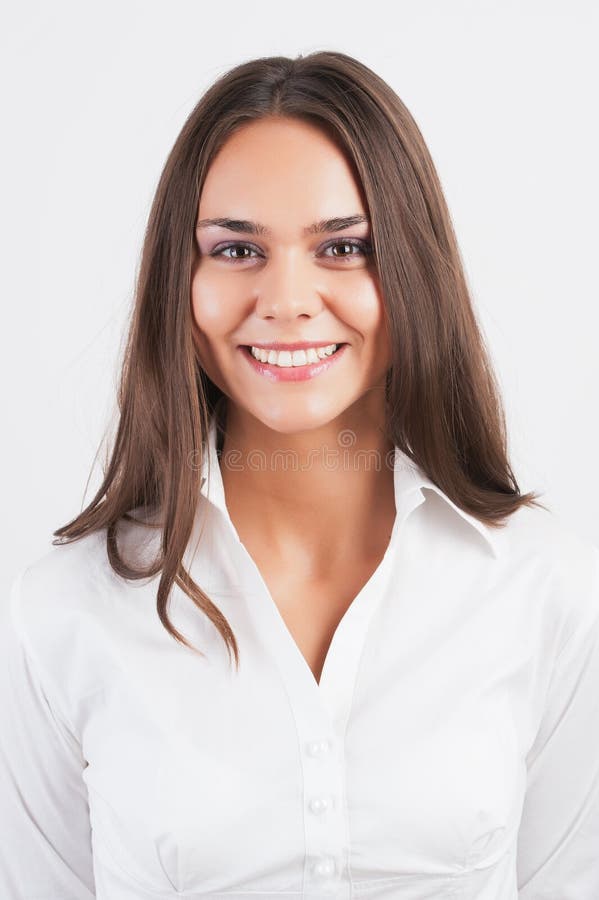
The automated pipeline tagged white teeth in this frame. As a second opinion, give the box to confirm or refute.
[249,344,339,367]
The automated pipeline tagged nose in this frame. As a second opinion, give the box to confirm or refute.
[253,250,325,321]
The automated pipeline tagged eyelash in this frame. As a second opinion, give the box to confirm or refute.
[207,238,373,263]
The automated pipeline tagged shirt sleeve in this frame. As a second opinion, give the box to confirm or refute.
[0,567,96,898]
[516,546,599,898]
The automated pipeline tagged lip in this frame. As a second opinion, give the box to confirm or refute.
[240,341,346,352]
[239,343,349,382]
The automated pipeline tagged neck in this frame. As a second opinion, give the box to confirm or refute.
[217,400,396,575]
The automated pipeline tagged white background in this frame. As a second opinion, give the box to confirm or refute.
[1,0,597,588]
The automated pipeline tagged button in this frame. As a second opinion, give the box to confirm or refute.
[306,739,331,757]
[313,856,336,878]
[308,796,330,814]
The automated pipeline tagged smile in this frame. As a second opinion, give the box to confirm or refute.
[239,343,348,382]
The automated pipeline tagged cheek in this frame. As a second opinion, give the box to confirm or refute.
[341,282,390,361]
[189,275,243,391]
[339,272,385,328]
[190,269,242,338]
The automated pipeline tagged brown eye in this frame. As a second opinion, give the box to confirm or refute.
[209,243,261,261]
[322,239,372,260]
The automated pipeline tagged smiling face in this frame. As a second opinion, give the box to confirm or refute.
[191,115,391,436]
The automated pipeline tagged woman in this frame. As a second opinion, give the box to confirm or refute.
[2,51,598,899]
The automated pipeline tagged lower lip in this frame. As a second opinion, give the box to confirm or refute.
[239,344,349,382]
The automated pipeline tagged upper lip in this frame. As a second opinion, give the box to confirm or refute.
[241,341,346,351]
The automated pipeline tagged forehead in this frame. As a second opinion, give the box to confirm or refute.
[198,117,367,227]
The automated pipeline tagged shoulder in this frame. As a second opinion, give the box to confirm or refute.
[11,531,110,655]
[501,502,598,568]
[8,520,164,731]
[498,503,599,646]
[12,517,162,663]
[19,529,108,593]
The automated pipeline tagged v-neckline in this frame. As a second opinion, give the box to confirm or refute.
[232,494,423,734]
[201,405,428,730]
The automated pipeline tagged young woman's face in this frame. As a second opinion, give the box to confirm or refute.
[191,116,391,435]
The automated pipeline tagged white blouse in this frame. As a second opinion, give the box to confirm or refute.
[1,415,599,900]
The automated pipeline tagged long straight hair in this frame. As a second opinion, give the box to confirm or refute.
[53,50,544,670]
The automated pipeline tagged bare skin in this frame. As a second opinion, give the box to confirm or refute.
[191,116,396,683]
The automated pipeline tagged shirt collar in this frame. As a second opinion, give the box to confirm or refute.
[199,414,502,560]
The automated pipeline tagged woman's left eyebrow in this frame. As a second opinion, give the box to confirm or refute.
[195,214,370,236]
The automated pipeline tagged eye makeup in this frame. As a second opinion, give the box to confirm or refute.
[206,237,373,264]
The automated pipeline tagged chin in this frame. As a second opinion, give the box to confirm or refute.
[240,403,352,436]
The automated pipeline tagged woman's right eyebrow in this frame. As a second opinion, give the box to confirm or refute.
[195,214,370,237]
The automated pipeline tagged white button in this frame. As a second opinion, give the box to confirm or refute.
[313,856,336,877]
[306,739,331,757]
[308,796,330,814]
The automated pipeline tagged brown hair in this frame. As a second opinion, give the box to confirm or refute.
[53,50,545,670]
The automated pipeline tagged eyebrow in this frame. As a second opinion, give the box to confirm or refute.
[195,214,370,236]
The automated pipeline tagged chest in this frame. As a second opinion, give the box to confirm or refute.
[79,539,538,897]
[83,596,529,897]
[249,552,390,685]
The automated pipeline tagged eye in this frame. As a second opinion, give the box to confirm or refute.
[208,243,261,262]
[206,238,373,264]
[321,238,373,261]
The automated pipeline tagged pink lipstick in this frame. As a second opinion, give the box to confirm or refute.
[238,343,349,382]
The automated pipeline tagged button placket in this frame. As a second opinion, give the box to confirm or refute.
[302,735,346,893]
[306,738,331,758]
[312,855,336,878]
[308,795,331,815]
